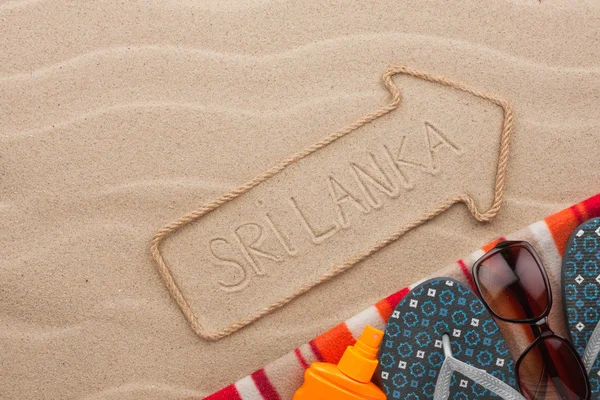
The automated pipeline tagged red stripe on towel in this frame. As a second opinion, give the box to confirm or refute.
[385,287,410,310]
[308,340,324,362]
[251,369,281,400]
[571,203,585,224]
[294,348,310,370]
[203,384,242,400]
[375,287,409,320]
[581,193,600,218]
[458,259,476,291]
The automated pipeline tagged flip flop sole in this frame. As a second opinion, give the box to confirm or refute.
[562,217,600,396]
[379,278,517,399]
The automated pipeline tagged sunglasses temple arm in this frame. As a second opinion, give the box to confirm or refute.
[505,290,580,398]
[533,338,577,399]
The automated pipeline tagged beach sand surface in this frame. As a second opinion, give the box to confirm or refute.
[1,0,599,398]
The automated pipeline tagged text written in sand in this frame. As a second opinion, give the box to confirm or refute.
[210,122,462,292]
[157,69,507,337]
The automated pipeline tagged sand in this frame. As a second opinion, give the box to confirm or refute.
[1,0,599,398]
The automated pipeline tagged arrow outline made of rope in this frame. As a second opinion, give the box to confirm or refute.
[150,65,515,341]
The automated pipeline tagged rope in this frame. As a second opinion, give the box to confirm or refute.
[150,65,515,341]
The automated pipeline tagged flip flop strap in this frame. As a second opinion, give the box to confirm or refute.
[583,319,600,373]
[434,356,525,400]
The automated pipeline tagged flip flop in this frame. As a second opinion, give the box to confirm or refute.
[562,217,600,397]
[378,277,523,399]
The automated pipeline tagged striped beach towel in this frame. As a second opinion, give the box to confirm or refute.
[205,193,600,400]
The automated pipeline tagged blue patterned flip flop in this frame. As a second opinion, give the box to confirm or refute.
[378,278,523,399]
[563,217,600,397]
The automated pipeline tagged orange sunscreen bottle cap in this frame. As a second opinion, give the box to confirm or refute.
[337,325,383,383]
[292,325,386,399]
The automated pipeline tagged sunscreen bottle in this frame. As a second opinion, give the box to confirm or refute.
[293,325,387,400]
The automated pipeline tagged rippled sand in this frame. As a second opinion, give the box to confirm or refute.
[1,0,599,398]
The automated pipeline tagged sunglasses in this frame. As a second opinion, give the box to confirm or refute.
[473,241,590,400]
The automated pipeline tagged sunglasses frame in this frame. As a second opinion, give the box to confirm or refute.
[472,240,553,324]
[473,240,590,399]
[514,329,590,398]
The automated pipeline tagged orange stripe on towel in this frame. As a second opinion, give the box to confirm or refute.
[545,207,581,256]
[482,237,505,253]
[311,323,355,364]
[544,194,600,256]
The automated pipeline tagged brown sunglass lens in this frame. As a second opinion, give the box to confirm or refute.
[518,336,588,400]
[476,245,548,321]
